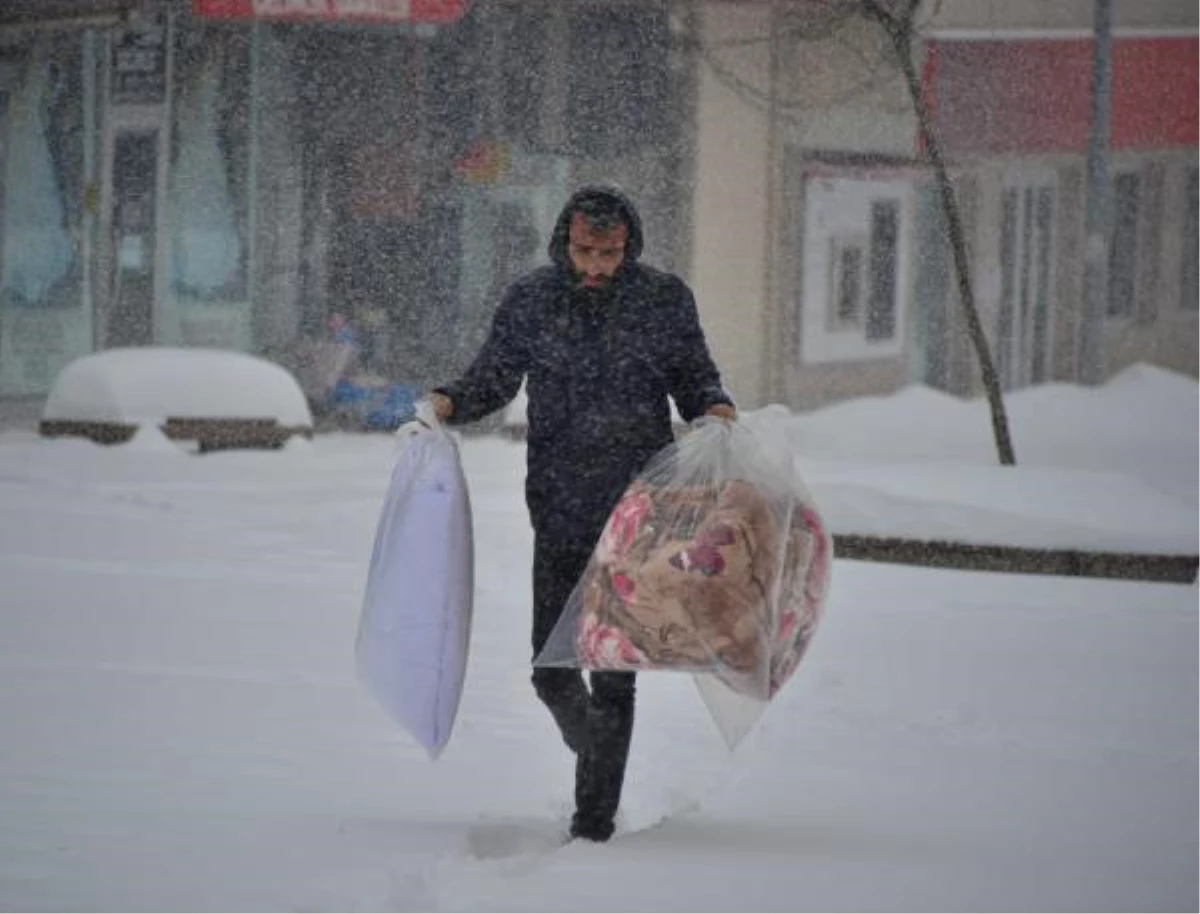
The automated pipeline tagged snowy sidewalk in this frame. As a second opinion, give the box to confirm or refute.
[811,461,1198,582]
[775,365,1198,583]
[0,391,1195,911]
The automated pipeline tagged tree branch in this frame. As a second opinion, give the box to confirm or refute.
[860,0,1017,464]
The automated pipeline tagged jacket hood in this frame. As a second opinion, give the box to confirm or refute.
[547,184,644,269]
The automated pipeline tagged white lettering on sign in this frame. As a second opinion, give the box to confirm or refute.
[250,0,413,19]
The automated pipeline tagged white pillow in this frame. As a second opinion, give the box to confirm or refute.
[356,422,474,758]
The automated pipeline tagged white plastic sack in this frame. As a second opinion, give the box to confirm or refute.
[356,417,474,758]
[534,416,832,747]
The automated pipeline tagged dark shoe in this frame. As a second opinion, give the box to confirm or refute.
[569,811,615,843]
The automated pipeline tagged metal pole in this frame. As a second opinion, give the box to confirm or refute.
[1078,0,1112,385]
[761,0,782,406]
[82,28,96,348]
[248,20,260,351]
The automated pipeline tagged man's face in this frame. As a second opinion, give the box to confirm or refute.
[567,213,628,288]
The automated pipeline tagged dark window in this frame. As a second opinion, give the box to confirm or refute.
[1183,168,1198,312]
[866,200,898,341]
[497,9,546,148]
[566,8,668,155]
[835,244,863,325]
[997,188,1017,385]
[1107,172,1140,319]
[1031,186,1054,382]
[0,88,6,296]
[423,9,485,157]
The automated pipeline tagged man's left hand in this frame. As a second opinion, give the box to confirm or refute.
[705,403,738,422]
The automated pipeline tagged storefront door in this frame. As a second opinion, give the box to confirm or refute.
[102,123,161,348]
[103,124,160,345]
[99,8,169,351]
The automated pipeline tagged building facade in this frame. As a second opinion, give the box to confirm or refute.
[0,0,691,402]
[688,0,1198,408]
[0,0,1196,413]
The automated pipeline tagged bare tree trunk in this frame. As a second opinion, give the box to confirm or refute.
[863,1,1017,465]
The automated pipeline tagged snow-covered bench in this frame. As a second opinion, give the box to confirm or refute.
[39,347,314,452]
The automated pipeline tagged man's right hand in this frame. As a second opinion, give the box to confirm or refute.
[428,392,454,421]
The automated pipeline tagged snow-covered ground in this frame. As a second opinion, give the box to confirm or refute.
[0,364,1195,912]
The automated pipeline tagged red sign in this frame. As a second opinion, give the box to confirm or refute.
[192,0,467,25]
[927,36,1198,157]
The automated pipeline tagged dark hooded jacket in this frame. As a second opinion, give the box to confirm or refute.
[436,185,733,548]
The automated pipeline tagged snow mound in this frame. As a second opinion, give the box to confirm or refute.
[1105,361,1198,395]
[42,347,313,427]
[125,423,186,455]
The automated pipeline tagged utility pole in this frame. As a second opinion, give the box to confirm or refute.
[762,0,782,405]
[1078,0,1112,385]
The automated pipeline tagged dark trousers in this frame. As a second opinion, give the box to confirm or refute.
[530,537,636,831]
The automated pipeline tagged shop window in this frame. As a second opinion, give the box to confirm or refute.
[0,36,83,309]
[1182,167,1198,312]
[1106,171,1140,319]
[168,28,249,302]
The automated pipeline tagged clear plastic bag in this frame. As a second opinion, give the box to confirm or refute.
[534,415,832,742]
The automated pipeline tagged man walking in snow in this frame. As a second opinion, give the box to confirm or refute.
[428,184,736,842]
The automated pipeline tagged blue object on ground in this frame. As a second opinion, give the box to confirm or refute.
[331,380,420,430]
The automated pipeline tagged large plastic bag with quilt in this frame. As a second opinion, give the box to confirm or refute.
[533,415,832,747]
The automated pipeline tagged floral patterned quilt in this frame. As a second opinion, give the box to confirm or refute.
[572,474,831,700]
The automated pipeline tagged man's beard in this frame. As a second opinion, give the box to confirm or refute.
[576,273,613,290]
[574,281,616,306]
